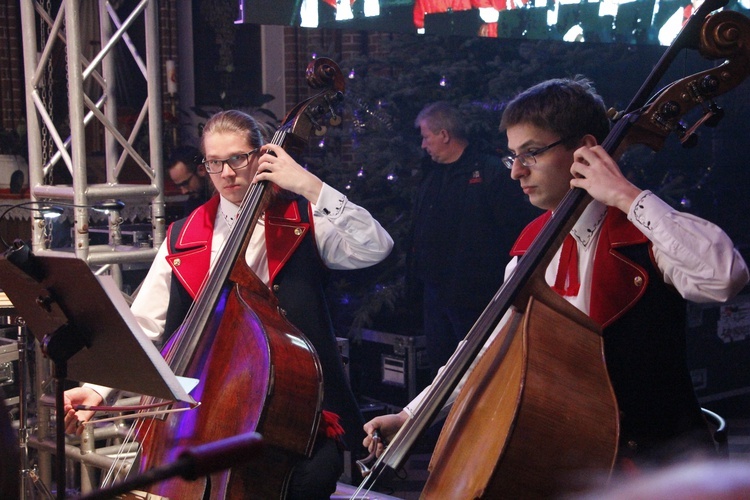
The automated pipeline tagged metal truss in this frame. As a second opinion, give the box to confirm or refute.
[18,0,166,288]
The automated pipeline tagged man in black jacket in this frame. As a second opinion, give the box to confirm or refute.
[409,101,538,376]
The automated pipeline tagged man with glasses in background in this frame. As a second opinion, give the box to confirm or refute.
[167,145,210,216]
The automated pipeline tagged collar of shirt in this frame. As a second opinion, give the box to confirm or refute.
[213,195,269,284]
[570,200,607,249]
[219,196,240,229]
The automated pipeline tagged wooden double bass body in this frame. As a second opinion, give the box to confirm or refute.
[424,282,618,497]
[134,59,347,499]
[353,3,750,498]
[137,272,323,499]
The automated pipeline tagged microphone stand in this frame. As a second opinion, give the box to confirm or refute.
[76,432,263,500]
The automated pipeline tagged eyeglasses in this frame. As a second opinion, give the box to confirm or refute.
[201,149,260,174]
[173,173,195,189]
[501,139,565,169]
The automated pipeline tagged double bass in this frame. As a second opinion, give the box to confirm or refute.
[127,58,347,499]
[354,2,750,498]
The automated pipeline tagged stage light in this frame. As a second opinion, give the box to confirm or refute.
[92,200,125,214]
[39,206,64,220]
[0,201,70,249]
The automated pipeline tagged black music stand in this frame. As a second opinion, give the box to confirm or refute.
[0,243,195,499]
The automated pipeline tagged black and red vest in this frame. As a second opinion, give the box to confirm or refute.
[511,209,712,462]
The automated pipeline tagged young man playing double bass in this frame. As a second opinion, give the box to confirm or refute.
[364,77,749,475]
[64,110,394,499]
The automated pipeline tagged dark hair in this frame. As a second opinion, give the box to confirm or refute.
[168,145,201,174]
[200,110,265,154]
[415,101,468,142]
[500,76,610,147]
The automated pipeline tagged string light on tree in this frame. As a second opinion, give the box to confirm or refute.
[439,75,448,87]
[349,68,356,79]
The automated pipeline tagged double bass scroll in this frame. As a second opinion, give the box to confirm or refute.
[612,9,750,158]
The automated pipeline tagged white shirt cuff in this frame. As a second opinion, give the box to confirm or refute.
[628,190,673,232]
[313,183,347,219]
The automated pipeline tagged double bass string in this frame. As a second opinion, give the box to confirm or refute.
[357,1,748,495]
[350,303,517,498]
[158,125,295,376]
[74,61,347,498]
[92,128,291,490]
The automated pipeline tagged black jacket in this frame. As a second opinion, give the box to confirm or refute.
[408,144,539,309]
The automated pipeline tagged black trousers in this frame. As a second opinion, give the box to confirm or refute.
[287,437,343,500]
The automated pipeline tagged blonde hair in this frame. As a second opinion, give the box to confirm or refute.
[200,110,265,154]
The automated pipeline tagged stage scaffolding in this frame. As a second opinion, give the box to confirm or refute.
[14,1,168,497]
[18,0,167,289]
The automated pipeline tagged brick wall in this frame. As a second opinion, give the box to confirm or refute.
[282,28,394,105]
[159,0,179,148]
[0,1,24,132]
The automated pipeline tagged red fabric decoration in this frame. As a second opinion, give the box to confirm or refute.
[320,410,345,439]
[552,234,580,297]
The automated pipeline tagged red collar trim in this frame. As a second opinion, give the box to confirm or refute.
[166,196,219,299]
[510,209,651,326]
[174,195,220,249]
[265,199,310,284]
[510,211,552,256]
[167,196,312,297]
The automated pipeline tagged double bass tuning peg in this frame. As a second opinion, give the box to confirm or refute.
[677,125,699,148]
[607,108,624,122]
[703,102,725,128]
